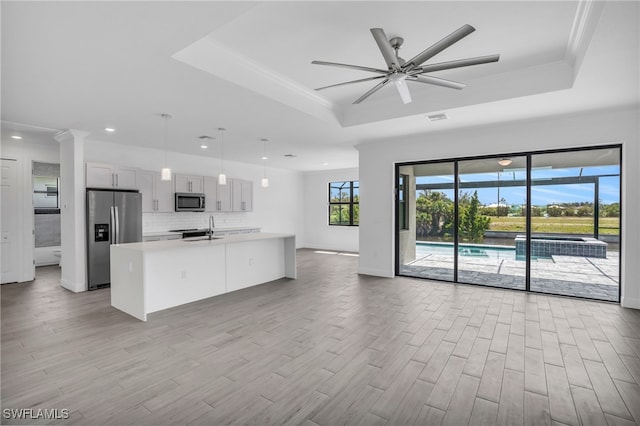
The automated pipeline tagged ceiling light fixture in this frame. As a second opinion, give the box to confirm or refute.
[198,135,213,149]
[104,127,116,133]
[498,158,513,166]
[160,114,172,181]
[218,128,227,185]
[11,135,22,140]
[261,138,269,188]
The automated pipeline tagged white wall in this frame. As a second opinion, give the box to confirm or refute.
[356,107,640,309]
[0,136,60,282]
[301,168,359,252]
[84,139,304,241]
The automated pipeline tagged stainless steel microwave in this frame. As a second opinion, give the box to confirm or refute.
[175,193,205,212]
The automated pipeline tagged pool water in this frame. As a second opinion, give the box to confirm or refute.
[416,242,517,260]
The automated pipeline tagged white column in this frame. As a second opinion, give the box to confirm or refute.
[54,130,89,292]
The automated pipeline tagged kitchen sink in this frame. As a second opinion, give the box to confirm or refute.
[182,236,224,242]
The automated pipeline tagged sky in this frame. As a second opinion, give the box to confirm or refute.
[416,165,620,206]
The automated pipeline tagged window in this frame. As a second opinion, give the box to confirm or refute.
[329,181,359,226]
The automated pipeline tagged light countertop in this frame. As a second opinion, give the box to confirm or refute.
[142,226,260,238]
[117,232,294,252]
[142,231,183,238]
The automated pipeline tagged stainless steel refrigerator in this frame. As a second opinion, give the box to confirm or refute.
[86,189,142,290]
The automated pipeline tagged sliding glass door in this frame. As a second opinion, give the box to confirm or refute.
[530,148,620,301]
[396,145,621,302]
[457,156,527,290]
[398,162,455,281]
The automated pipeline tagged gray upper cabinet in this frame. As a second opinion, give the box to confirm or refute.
[86,162,137,189]
[204,176,233,212]
[174,174,204,193]
[232,179,253,212]
[137,170,173,212]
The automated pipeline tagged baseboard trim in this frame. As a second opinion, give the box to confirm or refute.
[60,278,84,293]
[358,266,394,278]
[300,244,359,254]
[621,295,640,310]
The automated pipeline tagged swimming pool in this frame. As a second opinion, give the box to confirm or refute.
[416,242,517,260]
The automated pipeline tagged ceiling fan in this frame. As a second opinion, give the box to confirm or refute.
[312,25,500,104]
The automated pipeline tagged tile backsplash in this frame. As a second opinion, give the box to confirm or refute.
[142,212,251,233]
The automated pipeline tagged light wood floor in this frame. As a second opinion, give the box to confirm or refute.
[2,249,640,425]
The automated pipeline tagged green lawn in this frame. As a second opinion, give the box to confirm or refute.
[487,216,620,235]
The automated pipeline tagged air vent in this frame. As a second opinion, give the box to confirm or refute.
[427,113,448,122]
[284,154,297,158]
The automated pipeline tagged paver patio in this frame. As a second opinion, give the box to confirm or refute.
[400,251,619,301]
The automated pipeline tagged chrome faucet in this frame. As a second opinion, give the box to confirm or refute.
[208,215,215,240]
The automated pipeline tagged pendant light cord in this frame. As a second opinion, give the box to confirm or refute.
[219,128,225,173]
[263,139,267,178]
[164,115,168,167]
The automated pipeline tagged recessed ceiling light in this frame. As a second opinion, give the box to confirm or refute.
[104,127,116,132]
[284,154,297,158]
[323,162,329,166]
[11,135,22,140]
[200,144,208,149]
[261,156,268,160]
[427,113,448,122]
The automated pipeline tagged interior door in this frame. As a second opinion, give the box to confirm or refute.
[114,191,142,244]
[1,159,19,284]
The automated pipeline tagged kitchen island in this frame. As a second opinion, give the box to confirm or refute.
[110,233,296,321]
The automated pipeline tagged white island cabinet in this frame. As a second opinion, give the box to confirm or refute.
[110,233,296,321]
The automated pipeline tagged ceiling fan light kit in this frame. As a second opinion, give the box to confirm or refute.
[312,24,500,104]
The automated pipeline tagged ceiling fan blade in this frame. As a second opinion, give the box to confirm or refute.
[394,79,412,104]
[410,54,500,74]
[315,75,386,91]
[403,24,476,71]
[370,28,400,71]
[353,78,390,104]
[311,60,388,74]
[408,74,466,90]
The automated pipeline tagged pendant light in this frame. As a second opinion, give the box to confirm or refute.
[218,127,227,185]
[160,113,172,181]
[498,158,512,167]
[260,138,269,188]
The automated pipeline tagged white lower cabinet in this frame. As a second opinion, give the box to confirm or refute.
[226,239,284,292]
[111,233,296,321]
